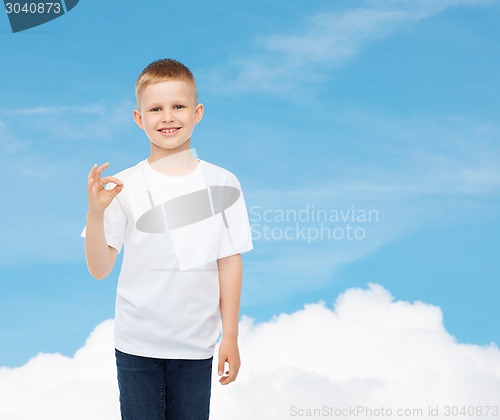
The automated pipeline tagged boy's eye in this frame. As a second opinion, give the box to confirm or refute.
[173,105,184,110]
[151,107,160,112]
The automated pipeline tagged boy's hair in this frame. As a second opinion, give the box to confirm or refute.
[135,58,198,109]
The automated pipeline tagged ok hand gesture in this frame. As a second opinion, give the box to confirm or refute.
[87,162,124,215]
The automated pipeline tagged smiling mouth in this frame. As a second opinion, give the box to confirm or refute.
[158,127,181,134]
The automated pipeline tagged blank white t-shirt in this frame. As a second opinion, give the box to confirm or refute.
[81,158,253,359]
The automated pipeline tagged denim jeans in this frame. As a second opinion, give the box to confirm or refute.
[115,349,213,420]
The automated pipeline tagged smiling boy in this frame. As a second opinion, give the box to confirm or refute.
[81,58,253,420]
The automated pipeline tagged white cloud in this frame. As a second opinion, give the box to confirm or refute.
[0,100,135,142]
[0,320,119,420]
[366,0,492,16]
[205,0,492,99]
[1,284,499,420]
[2,105,106,116]
[226,284,500,419]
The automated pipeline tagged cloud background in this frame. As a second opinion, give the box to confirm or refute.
[1,284,498,419]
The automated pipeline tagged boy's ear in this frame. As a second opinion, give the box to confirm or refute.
[133,109,144,129]
[194,103,204,125]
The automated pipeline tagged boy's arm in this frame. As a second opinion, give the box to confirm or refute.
[84,162,124,280]
[217,253,243,385]
[84,210,119,280]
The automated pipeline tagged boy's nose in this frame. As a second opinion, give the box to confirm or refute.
[161,111,174,122]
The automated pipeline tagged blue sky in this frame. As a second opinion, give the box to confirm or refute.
[1,0,499,367]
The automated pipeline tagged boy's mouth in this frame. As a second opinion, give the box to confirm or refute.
[158,127,181,135]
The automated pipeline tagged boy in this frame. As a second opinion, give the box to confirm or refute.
[80,58,253,420]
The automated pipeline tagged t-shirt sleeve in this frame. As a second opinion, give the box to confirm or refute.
[80,184,127,254]
[217,175,254,260]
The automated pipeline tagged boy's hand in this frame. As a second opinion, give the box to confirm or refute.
[87,162,123,214]
[217,336,240,385]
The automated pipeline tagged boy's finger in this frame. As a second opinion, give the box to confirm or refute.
[88,162,105,181]
[227,367,237,382]
[95,162,110,178]
[87,163,97,181]
[217,357,225,376]
[100,176,123,186]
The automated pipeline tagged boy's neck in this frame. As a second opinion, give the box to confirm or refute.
[147,149,199,176]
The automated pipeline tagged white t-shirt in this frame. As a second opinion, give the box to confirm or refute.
[80,158,253,359]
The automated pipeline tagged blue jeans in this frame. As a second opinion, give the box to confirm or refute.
[115,349,213,420]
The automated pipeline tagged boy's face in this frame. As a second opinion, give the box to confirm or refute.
[133,80,203,155]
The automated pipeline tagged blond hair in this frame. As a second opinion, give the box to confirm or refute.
[135,58,197,109]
